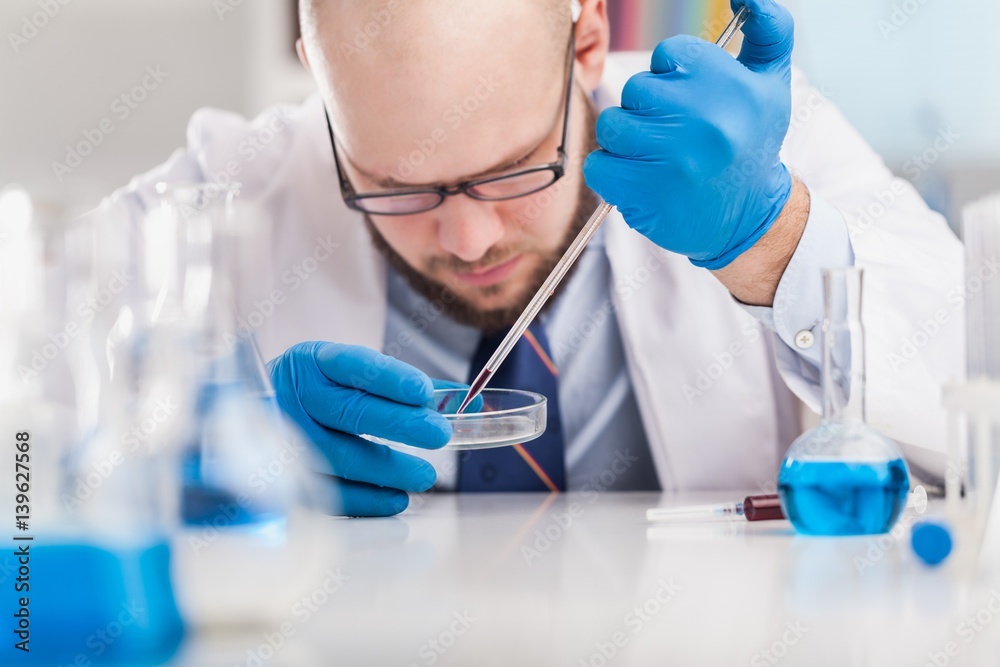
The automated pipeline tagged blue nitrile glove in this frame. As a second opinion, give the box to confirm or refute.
[268,341,466,517]
[583,0,795,270]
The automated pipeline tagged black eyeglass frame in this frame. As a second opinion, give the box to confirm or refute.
[324,29,577,216]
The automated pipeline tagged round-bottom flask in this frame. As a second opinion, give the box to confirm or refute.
[779,423,909,535]
[778,268,911,536]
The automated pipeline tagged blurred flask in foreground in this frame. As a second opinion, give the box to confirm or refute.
[147,182,335,628]
[945,193,1000,580]
[0,186,185,666]
[945,194,1000,521]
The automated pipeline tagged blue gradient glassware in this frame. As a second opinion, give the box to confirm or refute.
[778,268,911,536]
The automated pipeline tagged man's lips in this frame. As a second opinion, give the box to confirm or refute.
[452,255,522,287]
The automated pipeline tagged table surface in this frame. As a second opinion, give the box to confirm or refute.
[169,492,1000,667]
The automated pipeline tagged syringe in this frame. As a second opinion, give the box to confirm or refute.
[646,494,784,523]
[646,486,929,523]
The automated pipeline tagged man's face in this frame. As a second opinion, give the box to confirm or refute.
[306,1,597,330]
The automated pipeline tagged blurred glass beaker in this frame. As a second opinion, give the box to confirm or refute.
[0,187,185,666]
[150,182,335,628]
[946,195,1000,521]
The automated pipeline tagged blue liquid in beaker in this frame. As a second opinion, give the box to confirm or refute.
[778,458,909,536]
[0,540,184,666]
[180,380,286,527]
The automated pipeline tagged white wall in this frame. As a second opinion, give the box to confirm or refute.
[789,0,1000,223]
[0,0,314,211]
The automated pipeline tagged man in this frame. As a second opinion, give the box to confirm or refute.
[110,0,962,516]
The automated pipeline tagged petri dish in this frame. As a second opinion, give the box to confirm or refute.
[363,388,547,450]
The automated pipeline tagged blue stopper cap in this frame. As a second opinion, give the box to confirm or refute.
[911,520,953,566]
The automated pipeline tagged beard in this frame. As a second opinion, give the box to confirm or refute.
[364,99,600,335]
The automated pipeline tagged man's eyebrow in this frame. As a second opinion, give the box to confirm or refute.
[350,139,545,190]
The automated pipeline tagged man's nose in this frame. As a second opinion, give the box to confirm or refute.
[436,195,506,264]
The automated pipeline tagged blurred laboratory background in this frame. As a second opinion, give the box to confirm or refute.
[0,0,997,225]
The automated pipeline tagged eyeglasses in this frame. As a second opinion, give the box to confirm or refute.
[324,31,576,216]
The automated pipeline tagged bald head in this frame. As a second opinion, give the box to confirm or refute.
[300,0,572,51]
[299,0,573,95]
[299,0,576,186]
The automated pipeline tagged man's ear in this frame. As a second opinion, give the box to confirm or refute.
[573,0,609,93]
[296,38,312,73]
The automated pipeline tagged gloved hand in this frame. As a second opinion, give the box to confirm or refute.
[268,341,465,517]
[583,0,795,270]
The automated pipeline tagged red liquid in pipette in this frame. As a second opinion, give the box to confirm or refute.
[456,369,493,415]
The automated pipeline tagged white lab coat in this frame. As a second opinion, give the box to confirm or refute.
[110,54,964,491]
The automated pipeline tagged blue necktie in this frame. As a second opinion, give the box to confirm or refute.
[457,322,566,492]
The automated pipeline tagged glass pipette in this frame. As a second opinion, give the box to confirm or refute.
[457,5,751,414]
[646,486,928,523]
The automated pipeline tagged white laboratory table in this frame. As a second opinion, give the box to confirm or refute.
[170,492,1000,667]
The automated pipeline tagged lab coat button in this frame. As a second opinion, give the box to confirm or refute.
[795,330,815,349]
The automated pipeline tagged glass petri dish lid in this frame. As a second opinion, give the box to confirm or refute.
[363,388,547,451]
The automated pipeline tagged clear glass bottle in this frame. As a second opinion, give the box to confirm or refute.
[151,183,309,527]
[151,183,333,627]
[778,267,911,536]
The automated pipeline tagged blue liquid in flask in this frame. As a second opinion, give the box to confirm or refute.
[778,458,910,535]
[0,540,184,666]
[180,381,289,528]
